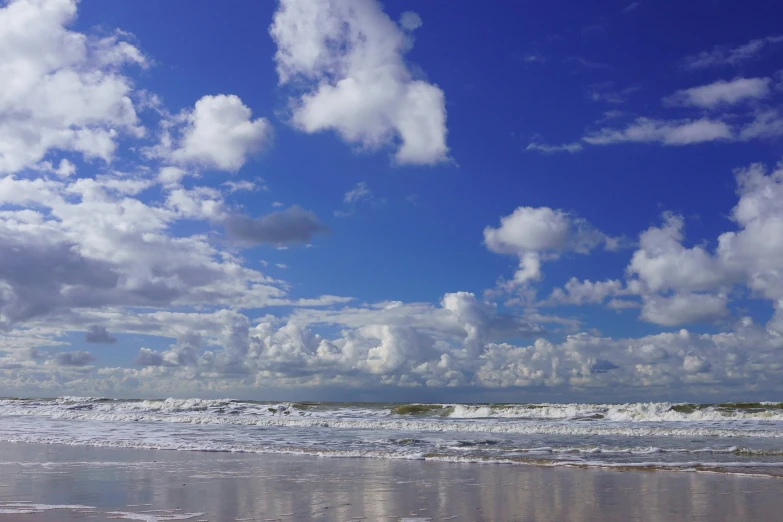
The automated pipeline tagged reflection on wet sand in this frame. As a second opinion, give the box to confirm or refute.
[0,442,779,521]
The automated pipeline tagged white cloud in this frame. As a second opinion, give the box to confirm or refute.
[584,117,733,146]
[628,213,734,293]
[6,301,781,396]
[640,293,729,327]
[0,0,146,174]
[664,77,771,108]
[0,174,291,328]
[157,166,190,186]
[270,0,449,165]
[539,160,783,329]
[682,35,783,69]
[716,161,783,301]
[152,95,271,172]
[484,207,612,286]
[484,207,608,254]
[545,278,625,306]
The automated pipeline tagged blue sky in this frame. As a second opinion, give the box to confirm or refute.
[0,0,782,401]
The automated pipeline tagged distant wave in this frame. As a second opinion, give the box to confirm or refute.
[2,397,782,422]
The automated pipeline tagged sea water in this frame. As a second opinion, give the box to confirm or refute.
[0,397,781,476]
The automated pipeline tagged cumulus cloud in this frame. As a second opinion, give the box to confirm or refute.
[629,161,783,308]
[151,94,272,172]
[5,0,783,401]
[541,160,783,327]
[484,207,608,255]
[640,293,729,327]
[22,303,765,396]
[0,174,290,328]
[628,213,734,293]
[85,325,117,344]
[544,278,625,306]
[270,0,449,165]
[682,35,783,69]
[0,0,146,174]
[484,207,612,285]
[664,77,771,108]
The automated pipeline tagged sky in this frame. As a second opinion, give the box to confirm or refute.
[1,0,783,402]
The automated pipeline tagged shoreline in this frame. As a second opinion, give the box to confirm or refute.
[0,441,781,521]
[0,435,781,479]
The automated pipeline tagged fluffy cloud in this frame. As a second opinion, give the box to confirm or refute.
[484,207,612,285]
[628,213,734,293]
[5,300,783,397]
[664,77,771,108]
[717,161,783,300]
[542,160,783,328]
[545,278,625,306]
[639,293,729,327]
[152,95,271,172]
[626,161,783,309]
[484,207,607,254]
[0,0,146,174]
[0,174,289,329]
[270,0,448,165]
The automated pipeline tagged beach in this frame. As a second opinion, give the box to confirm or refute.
[0,441,780,521]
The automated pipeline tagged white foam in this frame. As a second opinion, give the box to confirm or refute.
[0,396,781,477]
[447,402,783,422]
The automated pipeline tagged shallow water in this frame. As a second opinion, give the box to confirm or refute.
[0,397,782,476]
[0,443,781,521]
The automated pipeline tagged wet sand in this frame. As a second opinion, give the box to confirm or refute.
[0,442,780,521]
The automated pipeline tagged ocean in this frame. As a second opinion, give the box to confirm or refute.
[1,397,782,477]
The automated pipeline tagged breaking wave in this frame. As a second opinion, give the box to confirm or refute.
[1,396,781,476]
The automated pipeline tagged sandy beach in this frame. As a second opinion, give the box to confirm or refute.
[0,442,779,521]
